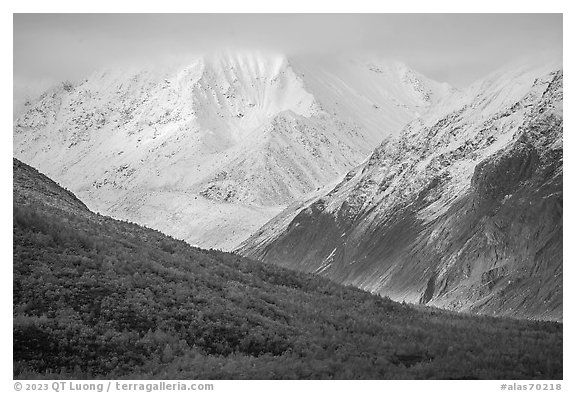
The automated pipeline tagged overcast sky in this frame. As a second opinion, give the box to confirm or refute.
[14,13,562,93]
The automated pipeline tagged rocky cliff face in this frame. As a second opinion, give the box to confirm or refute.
[13,51,450,250]
[238,63,563,321]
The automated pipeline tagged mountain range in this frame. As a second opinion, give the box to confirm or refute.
[13,51,451,250]
[238,60,563,321]
[13,51,562,322]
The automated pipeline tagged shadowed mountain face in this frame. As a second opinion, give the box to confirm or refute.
[13,52,451,251]
[238,66,563,322]
[12,158,563,379]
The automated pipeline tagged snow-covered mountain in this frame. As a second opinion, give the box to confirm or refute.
[238,61,563,321]
[13,51,451,250]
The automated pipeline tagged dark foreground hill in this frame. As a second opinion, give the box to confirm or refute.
[13,158,562,379]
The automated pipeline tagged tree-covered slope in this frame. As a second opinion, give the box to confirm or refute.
[13,158,561,379]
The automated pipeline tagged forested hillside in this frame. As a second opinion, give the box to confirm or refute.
[13,158,562,379]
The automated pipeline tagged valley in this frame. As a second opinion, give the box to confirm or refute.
[13,158,562,379]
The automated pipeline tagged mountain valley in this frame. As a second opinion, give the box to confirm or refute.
[13,158,562,379]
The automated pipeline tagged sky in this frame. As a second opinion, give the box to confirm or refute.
[13,13,562,102]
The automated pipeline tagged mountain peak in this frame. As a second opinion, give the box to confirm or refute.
[14,53,453,250]
[238,65,563,321]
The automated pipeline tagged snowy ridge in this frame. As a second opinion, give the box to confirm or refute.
[14,51,450,250]
[238,60,563,320]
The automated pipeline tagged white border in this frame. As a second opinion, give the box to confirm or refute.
[2,2,572,392]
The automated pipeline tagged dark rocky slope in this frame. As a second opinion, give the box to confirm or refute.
[238,65,563,322]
